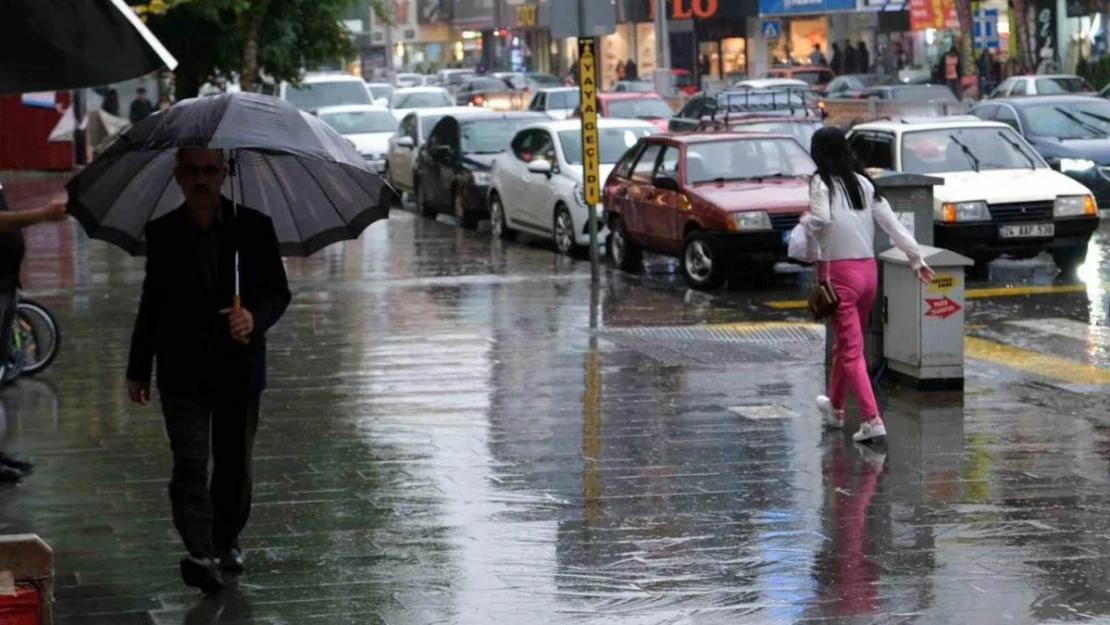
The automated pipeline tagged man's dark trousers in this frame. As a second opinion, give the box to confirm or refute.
[163,395,259,558]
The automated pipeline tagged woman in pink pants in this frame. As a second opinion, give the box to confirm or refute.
[802,128,934,444]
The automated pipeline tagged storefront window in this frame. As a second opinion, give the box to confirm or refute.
[722,37,746,79]
[769,17,827,65]
[635,24,657,76]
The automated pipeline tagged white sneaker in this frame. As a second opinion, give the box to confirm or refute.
[855,443,887,468]
[853,418,887,444]
[816,395,844,429]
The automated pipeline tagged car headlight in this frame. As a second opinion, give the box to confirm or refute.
[573,184,588,207]
[1059,158,1096,172]
[942,201,990,223]
[1055,195,1097,217]
[472,171,492,186]
[731,211,772,231]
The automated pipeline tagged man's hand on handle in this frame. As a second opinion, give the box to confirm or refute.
[220,306,254,342]
[127,379,150,405]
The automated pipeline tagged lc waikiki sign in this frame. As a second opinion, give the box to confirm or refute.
[648,0,720,19]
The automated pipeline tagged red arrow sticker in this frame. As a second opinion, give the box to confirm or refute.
[924,295,962,319]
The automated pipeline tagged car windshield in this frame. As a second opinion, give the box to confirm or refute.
[285,81,371,110]
[319,110,397,134]
[891,86,957,102]
[367,85,393,101]
[461,119,535,154]
[1036,77,1089,94]
[421,115,448,142]
[392,91,453,109]
[732,120,823,147]
[1024,101,1110,139]
[685,138,816,184]
[558,126,660,165]
[606,98,674,119]
[901,127,1045,174]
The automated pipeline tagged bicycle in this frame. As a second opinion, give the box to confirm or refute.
[0,298,60,385]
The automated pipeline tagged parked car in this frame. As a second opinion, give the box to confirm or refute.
[856,84,958,103]
[435,69,476,94]
[280,73,373,113]
[487,118,659,255]
[971,95,1110,212]
[764,65,836,92]
[389,86,454,120]
[413,111,547,228]
[316,104,398,174]
[823,74,886,98]
[396,73,431,88]
[609,80,656,93]
[454,76,520,109]
[695,115,825,150]
[365,82,394,106]
[669,88,818,132]
[526,87,581,120]
[575,93,673,131]
[848,118,1098,272]
[672,69,698,95]
[493,72,563,93]
[385,106,471,200]
[989,74,1093,98]
[603,131,817,289]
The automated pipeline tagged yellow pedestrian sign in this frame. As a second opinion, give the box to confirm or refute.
[577,38,600,206]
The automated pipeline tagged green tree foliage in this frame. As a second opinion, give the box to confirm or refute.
[144,0,358,98]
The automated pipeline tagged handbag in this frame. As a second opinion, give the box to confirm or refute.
[787,223,819,264]
[807,258,840,321]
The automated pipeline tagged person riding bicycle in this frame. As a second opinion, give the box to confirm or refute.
[0,179,68,481]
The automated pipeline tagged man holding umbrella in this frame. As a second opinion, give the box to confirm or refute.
[126,147,290,593]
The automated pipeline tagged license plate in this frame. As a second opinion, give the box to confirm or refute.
[999,223,1054,239]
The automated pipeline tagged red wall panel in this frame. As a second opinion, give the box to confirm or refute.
[0,93,73,171]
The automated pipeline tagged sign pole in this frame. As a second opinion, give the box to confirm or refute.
[577,8,600,282]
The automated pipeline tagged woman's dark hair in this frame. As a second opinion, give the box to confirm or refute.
[809,126,881,211]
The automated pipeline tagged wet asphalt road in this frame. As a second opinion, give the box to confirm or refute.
[6,174,1110,623]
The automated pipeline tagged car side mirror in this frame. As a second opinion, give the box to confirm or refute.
[527,159,554,177]
[653,175,680,192]
[397,136,415,149]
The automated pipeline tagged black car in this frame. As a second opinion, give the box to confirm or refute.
[669,88,820,132]
[414,110,547,228]
[454,76,517,107]
[972,95,1110,208]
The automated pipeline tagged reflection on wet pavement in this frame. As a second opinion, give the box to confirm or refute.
[4,184,1110,622]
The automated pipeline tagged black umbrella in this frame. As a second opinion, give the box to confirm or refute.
[66,92,390,309]
[0,0,178,95]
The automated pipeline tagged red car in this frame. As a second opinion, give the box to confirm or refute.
[589,93,674,131]
[603,131,817,289]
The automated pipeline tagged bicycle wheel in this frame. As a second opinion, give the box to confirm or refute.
[0,320,24,384]
[17,299,59,376]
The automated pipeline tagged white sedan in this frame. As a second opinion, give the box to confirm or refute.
[488,119,660,256]
[316,105,398,174]
[389,86,454,121]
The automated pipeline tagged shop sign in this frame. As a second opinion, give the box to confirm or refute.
[1030,0,1057,68]
[577,39,601,206]
[517,4,538,27]
[649,0,720,20]
[909,0,959,31]
[758,0,854,16]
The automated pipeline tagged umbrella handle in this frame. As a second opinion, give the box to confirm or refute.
[232,294,250,345]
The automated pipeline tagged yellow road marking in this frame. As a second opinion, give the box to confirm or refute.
[964,336,1110,385]
[764,283,1087,310]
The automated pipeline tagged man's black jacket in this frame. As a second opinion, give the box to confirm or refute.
[127,200,291,400]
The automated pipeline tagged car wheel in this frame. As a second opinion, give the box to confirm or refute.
[416,180,436,218]
[681,232,728,290]
[490,193,516,241]
[1052,243,1089,276]
[608,216,642,272]
[553,204,578,257]
[454,185,479,230]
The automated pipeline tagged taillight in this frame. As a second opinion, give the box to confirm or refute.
[472,95,485,106]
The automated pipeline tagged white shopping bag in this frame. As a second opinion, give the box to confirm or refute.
[787,223,820,263]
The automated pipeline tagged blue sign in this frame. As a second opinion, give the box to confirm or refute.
[761,19,781,40]
[973,9,1000,50]
[758,0,855,16]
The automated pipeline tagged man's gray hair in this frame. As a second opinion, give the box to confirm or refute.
[175,147,227,166]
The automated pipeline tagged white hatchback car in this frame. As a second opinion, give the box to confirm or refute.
[316,105,397,174]
[386,107,471,199]
[280,73,374,112]
[488,119,660,256]
[848,118,1098,271]
[526,87,581,120]
[390,86,454,121]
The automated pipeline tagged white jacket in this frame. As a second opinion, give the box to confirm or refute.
[802,174,926,270]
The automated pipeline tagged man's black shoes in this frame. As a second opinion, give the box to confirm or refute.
[180,556,223,595]
[0,453,33,473]
[219,547,245,574]
[0,465,22,482]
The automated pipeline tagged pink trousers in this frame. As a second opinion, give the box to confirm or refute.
[824,258,879,420]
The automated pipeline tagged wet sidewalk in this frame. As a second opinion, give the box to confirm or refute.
[2,203,1110,624]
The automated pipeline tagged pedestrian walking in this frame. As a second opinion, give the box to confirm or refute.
[129,86,155,123]
[0,181,67,481]
[126,147,291,593]
[857,41,870,73]
[944,46,962,98]
[102,88,120,117]
[802,128,934,444]
[843,41,858,74]
[830,43,843,75]
[616,59,627,81]
[810,44,827,66]
[625,58,638,80]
